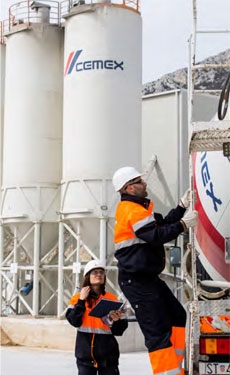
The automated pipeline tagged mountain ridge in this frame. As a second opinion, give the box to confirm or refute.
[142,49,230,96]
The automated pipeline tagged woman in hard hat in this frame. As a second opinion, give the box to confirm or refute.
[66,259,128,375]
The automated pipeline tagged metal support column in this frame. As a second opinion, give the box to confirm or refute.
[33,222,41,317]
[12,227,19,313]
[75,221,81,289]
[57,221,64,318]
[0,224,3,314]
[99,217,107,267]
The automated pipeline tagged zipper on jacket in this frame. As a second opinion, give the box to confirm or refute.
[91,333,98,368]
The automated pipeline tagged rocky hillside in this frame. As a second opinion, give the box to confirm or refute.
[142,49,230,96]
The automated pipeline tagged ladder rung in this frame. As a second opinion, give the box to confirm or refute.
[189,121,230,153]
[193,89,221,94]
[197,29,230,34]
[192,64,230,70]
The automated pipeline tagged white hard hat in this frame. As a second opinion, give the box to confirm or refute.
[112,166,141,192]
[84,260,105,276]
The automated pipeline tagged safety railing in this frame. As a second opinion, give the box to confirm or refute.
[0,21,4,44]
[61,0,140,14]
[2,1,62,35]
[1,0,140,38]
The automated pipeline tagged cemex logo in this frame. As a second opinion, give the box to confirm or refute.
[65,49,124,76]
[200,152,222,212]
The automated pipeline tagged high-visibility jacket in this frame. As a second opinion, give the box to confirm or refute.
[114,193,187,375]
[114,193,186,275]
[66,291,128,368]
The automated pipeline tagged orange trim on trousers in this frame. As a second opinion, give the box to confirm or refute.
[148,345,180,375]
[170,326,186,375]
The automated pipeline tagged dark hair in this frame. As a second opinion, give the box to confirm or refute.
[82,273,106,308]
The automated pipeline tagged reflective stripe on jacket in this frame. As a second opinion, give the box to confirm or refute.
[66,291,128,368]
[67,291,118,334]
[114,194,185,275]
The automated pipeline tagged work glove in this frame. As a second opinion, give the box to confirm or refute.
[180,188,191,209]
[181,210,198,229]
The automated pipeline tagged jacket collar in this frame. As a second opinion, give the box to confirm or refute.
[120,193,150,209]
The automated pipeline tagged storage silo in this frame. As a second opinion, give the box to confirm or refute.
[0,32,6,315]
[1,2,63,316]
[59,0,142,310]
[0,38,5,195]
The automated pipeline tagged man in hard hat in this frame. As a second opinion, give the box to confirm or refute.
[66,259,128,375]
[112,166,198,375]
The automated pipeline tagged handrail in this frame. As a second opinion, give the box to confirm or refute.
[64,0,140,14]
[0,21,3,44]
[1,0,140,36]
[2,0,62,35]
[10,0,61,25]
[0,19,10,44]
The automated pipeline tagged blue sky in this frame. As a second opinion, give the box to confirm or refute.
[1,0,230,83]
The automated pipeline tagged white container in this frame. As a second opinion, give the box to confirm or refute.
[194,149,230,281]
[0,43,5,193]
[61,4,142,260]
[62,3,142,201]
[1,22,64,315]
[2,23,63,224]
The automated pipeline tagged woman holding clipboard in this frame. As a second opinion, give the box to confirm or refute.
[66,260,128,375]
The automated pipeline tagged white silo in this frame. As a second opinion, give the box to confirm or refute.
[0,39,5,193]
[59,0,142,312]
[0,34,6,315]
[0,33,5,308]
[1,2,63,316]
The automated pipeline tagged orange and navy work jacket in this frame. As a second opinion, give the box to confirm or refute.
[66,291,128,368]
[114,194,185,275]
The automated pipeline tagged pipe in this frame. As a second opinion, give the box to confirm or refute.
[200,280,230,289]
[182,246,230,298]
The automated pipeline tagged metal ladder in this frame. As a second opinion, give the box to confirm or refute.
[187,1,230,374]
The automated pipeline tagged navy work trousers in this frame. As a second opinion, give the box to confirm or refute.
[118,272,186,352]
[77,364,119,375]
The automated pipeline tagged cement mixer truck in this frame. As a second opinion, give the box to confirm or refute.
[185,69,230,375]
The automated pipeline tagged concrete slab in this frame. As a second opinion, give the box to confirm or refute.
[0,346,152,375]
[0,316,146,352]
